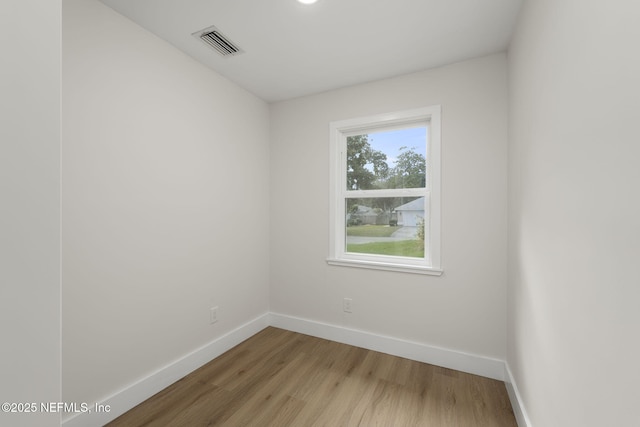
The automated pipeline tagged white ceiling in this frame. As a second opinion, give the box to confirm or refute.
[98,0,523,103]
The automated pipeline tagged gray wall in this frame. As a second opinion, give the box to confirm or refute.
[0,1,61,426]
[270,54,509,359]
[508,0,640,425]
[62,0,270,408]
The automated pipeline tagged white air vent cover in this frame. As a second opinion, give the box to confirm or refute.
[192,25,243,57]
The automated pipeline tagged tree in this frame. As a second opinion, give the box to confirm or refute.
[386,146,426,189]
[346,135,389,190]
[345,141,426,225]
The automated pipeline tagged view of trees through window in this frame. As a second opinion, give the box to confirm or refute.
[345,126,427,258]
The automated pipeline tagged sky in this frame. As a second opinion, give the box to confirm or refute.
[366,126,427,166]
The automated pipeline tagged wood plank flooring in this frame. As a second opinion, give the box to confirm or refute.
[107,327,517,426]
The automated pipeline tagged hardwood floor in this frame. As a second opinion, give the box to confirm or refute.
[107,327,517,426]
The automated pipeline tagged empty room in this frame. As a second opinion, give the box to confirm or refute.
[3,0,639,426]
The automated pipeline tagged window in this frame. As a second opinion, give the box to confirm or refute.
[327,106,442,275]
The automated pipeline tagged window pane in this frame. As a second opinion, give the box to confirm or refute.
[345,197,425,258]
[346,126,427,191]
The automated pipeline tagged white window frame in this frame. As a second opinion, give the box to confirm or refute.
[327,106,442,275]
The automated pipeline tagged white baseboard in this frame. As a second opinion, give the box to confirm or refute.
[269,312,506,381]
[504,363,532,427]
[63,311,510,426]
[62,313,270,427]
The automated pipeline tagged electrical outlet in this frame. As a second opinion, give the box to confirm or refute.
[210,306,218,324]
[343,298,353,313]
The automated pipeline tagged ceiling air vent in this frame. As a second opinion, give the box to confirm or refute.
[193,25,243,57]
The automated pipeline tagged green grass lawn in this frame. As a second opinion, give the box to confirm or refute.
[346,225,401,237]
[347,240,424,258]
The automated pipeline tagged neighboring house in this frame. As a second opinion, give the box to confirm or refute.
[395,197,425,227]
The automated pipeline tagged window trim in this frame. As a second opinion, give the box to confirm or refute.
[327,106,442,275]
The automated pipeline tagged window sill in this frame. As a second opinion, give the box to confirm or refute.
[326,258,443,276]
